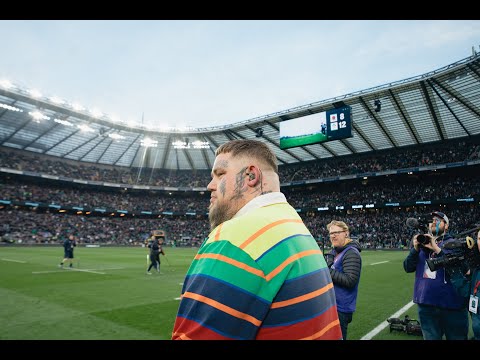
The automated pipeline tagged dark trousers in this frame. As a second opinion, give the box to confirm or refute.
[417,304,468,340]
[147,252,160,271]
[337,311,353,340]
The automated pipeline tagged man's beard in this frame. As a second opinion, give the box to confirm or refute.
[209,199,240,231]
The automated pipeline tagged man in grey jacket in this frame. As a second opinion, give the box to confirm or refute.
[325,220,362,340]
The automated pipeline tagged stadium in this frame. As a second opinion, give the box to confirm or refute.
[1,51,480,341]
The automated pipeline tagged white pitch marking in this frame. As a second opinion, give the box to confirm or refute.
[70,268,106,274]
[32,269,105,275]
[1,258,27,263]
[371,260,389,265]
[33,268,106,275]
[174,297,181,300]
[32,266,125,275]
[360,300,415,340]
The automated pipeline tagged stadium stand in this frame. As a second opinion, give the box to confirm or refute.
[1,53,480,248]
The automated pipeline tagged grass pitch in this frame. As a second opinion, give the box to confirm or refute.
[0,246,473,340]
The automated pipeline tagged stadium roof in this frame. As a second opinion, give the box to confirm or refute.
[1,53,480,171]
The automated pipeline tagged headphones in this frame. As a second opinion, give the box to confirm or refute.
[248,173,255,180]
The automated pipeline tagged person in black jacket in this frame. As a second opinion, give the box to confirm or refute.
[325,220,362,340]
[59,234,77,268]
[146,235,165,274]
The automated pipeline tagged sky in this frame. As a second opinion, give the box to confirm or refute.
[1,20,479,130]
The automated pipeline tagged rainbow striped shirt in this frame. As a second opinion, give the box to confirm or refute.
[172,193,342,340]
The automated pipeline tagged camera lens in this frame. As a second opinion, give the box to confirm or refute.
[417,234,431,245]
[387,317,403,325]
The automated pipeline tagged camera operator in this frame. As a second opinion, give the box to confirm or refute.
[403,211,469,340]
[447,230,480,340]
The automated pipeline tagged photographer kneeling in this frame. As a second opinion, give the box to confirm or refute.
[447,230,480,340]
[403,211,469,340]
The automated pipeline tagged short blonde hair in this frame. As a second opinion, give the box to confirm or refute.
[327,220,349,233]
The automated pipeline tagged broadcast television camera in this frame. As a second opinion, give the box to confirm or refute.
[406,215,480,272]
[426,235,480,272]
[405,216,433,246]
[387,315,422,336]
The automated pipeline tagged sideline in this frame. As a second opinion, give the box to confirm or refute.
[1,258,27,263]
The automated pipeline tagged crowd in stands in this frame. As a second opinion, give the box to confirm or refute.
[0,136,479,248]
[0,210,209,247]
[0,178,209,213]
[1,204,479,251]
[0,136,479,187]
[1,171,478,214]
[281,139,480,182]
[283,172,479,208]
[304,205,480,250]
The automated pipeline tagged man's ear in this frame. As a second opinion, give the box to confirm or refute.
[246,167,259,185]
